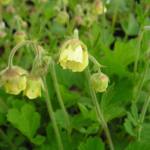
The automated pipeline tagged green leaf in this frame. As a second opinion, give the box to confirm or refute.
[124,118,136,137]
[101,39,137,76]
[125,141,150,150]
[31,135,45,145]
[121,13,139,35]
[141,123,150,142]
[7,104,41,140]
[101,79,132,121]
[55,109,68,129]
[0,113,6,125]
[78,137,105,150]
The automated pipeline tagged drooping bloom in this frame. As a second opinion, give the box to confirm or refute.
[90,72,109,92]
[0,66,27,95]
[59,39,89,72]
[24,76,43,99]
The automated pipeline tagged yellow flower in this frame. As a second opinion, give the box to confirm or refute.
[91,72,109,93]
[0,66,27,95]
[24,76,43,99]
[59,39,89,72]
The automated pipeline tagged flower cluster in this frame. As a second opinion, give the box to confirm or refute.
[73,0,107,27]
[0,66,43,99]
[0,29,109,99]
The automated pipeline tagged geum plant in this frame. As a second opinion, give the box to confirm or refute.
[0,29,114,150]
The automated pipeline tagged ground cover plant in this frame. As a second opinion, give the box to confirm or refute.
[0,0,150,150]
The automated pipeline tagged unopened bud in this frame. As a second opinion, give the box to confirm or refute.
[14,31,26,43]
[0,0,12,6]
[92,0,107,15]
[91,72,109,93]
[55,10,69,25]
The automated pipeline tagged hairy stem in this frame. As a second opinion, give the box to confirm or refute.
[8,40,35,68]
[89,55,103,73]
[49,60,71,134]
[43,77,64,150]
[134,30,144,74]
[85,68,114,150]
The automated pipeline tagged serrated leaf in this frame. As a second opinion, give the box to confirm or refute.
[101,39,137,76]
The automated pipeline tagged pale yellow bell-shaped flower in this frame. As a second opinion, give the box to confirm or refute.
[24,76,43,100]
[59,39,89,72]
[90,72,109,93]
[0,66,27,95]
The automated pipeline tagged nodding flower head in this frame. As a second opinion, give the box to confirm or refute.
[92,0,107,15]
[24,75,43,100]
[55,10,69,25]
[90,72,109,93]
[14,31,26,43]
[0,66,27,95]
[59,39,89,72]
[0,0,12,5]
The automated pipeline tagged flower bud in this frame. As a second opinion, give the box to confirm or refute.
[0,21,7,38]
[24,76,43,99]
[14,31,26,43]
[0,0,12,5]
[90,72,109,93]
[92,0,107,15]
[0,21,5,30]
[62,0,68,6]
[74,16,84,26]
[83,14,97,27]
[0,31,6,38]
[55,10,69,25]
[59,39,89,72]
[0,66,27,95]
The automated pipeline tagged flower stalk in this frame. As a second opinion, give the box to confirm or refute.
[43,77,64,150]
[8,40,35,68]
[85,68,114,150]
[49,59,71,134]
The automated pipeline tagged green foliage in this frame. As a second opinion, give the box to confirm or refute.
[125,141,150,150]
[7,104,45,145]
[0,0,150,149]
[78,137,105,150]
